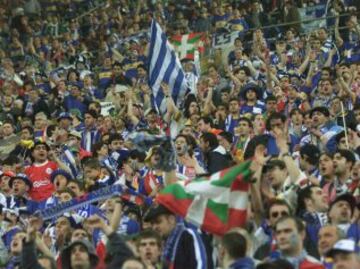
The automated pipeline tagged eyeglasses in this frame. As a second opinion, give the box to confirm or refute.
[271,211,288,218]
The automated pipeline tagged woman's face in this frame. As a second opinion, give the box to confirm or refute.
[98,144,108,157]
[254,115,265,130]
[68,72,78,81]
[189,102,199,115]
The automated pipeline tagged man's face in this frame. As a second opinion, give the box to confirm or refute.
[34,116,46,129]
[55,217,72,238]
[2,123,14,137]
[67,182,82,197]
[267,166,287,189]
[291,111,303,125]
[0,175,11,193]
[137,67,146,78]
[269,204,290,227]
[276,41,286,52]
[238,120,251,136]
[236,70,247,81]
[280,77,290,89]
[312,39,321,50]
[309,187,329,212]
[59,118,72,129]
[54,175,68,191]
[71,229,89,242]
[12,179,28,197]
[312,111,327,127]
[321,70,330,80]
[21,128,32,140]
[109,139,124,151]
[329,201,352,224]
[70,244,91,269]
[84,114,95,128]
[304,114,312,129]
[351,161,360,181]
[270,119,284,131]
[266,100,277,113]
[333,153,347,175]
[32,144,48,162]
[84,167,99,181]
[332,252,360,269]
[181,126,193,137]
[3,95,13,106]
[146,112,157,124]
[59,192,73,203]
[275,219,303,254]
[318,29,327,41]
[151,215,175,238]
[218,136,231,151]
[246,89,256,101]
[198,119,209,133]
[138,238,161,265]
[320,81,333,96]
[175,136,187,156]
[317,226,339,257]
[319,154,334,177]
[229,100,239,114]
[10,232,26,255]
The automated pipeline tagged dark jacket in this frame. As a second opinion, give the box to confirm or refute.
[105,232,134,269]
[20,241,48,269]
[205,145,232,174]
[229,257,255,269]
[162,224,208,269]
[20,232,133,269]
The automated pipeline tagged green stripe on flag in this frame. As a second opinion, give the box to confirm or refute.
[207,199,228,224]
[187,34,203,44]
[160,183,195,200]
[171,40,182,46]
[211,161,252,188]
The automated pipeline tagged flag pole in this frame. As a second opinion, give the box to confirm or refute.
[340,101,349,149]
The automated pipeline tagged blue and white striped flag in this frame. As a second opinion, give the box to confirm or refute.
[148,20,187,113]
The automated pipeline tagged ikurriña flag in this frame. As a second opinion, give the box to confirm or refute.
[156,161,253,236]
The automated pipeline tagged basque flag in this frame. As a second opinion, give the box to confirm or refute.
[148,20,187,113]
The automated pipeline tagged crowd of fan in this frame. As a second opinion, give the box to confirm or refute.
[0,0,359,268]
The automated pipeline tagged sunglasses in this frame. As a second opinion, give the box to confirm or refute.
[271,211,288,218]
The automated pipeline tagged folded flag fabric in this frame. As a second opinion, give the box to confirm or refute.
[156,161,253,236]
[148,20,187,113]
[170,33,206,60]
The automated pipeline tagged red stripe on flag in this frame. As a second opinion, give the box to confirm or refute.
[156,194,193,218]
[231,175,249,192]
[227,208,248,230]
[171,35,183,42]
[201,207,227,236]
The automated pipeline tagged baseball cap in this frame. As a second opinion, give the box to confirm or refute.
[0,171,16,179]
[50,169,73,183]
[9,173,32,189]
[326,239,357,257]
[329,193,356,215]
[57,112,73,121]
